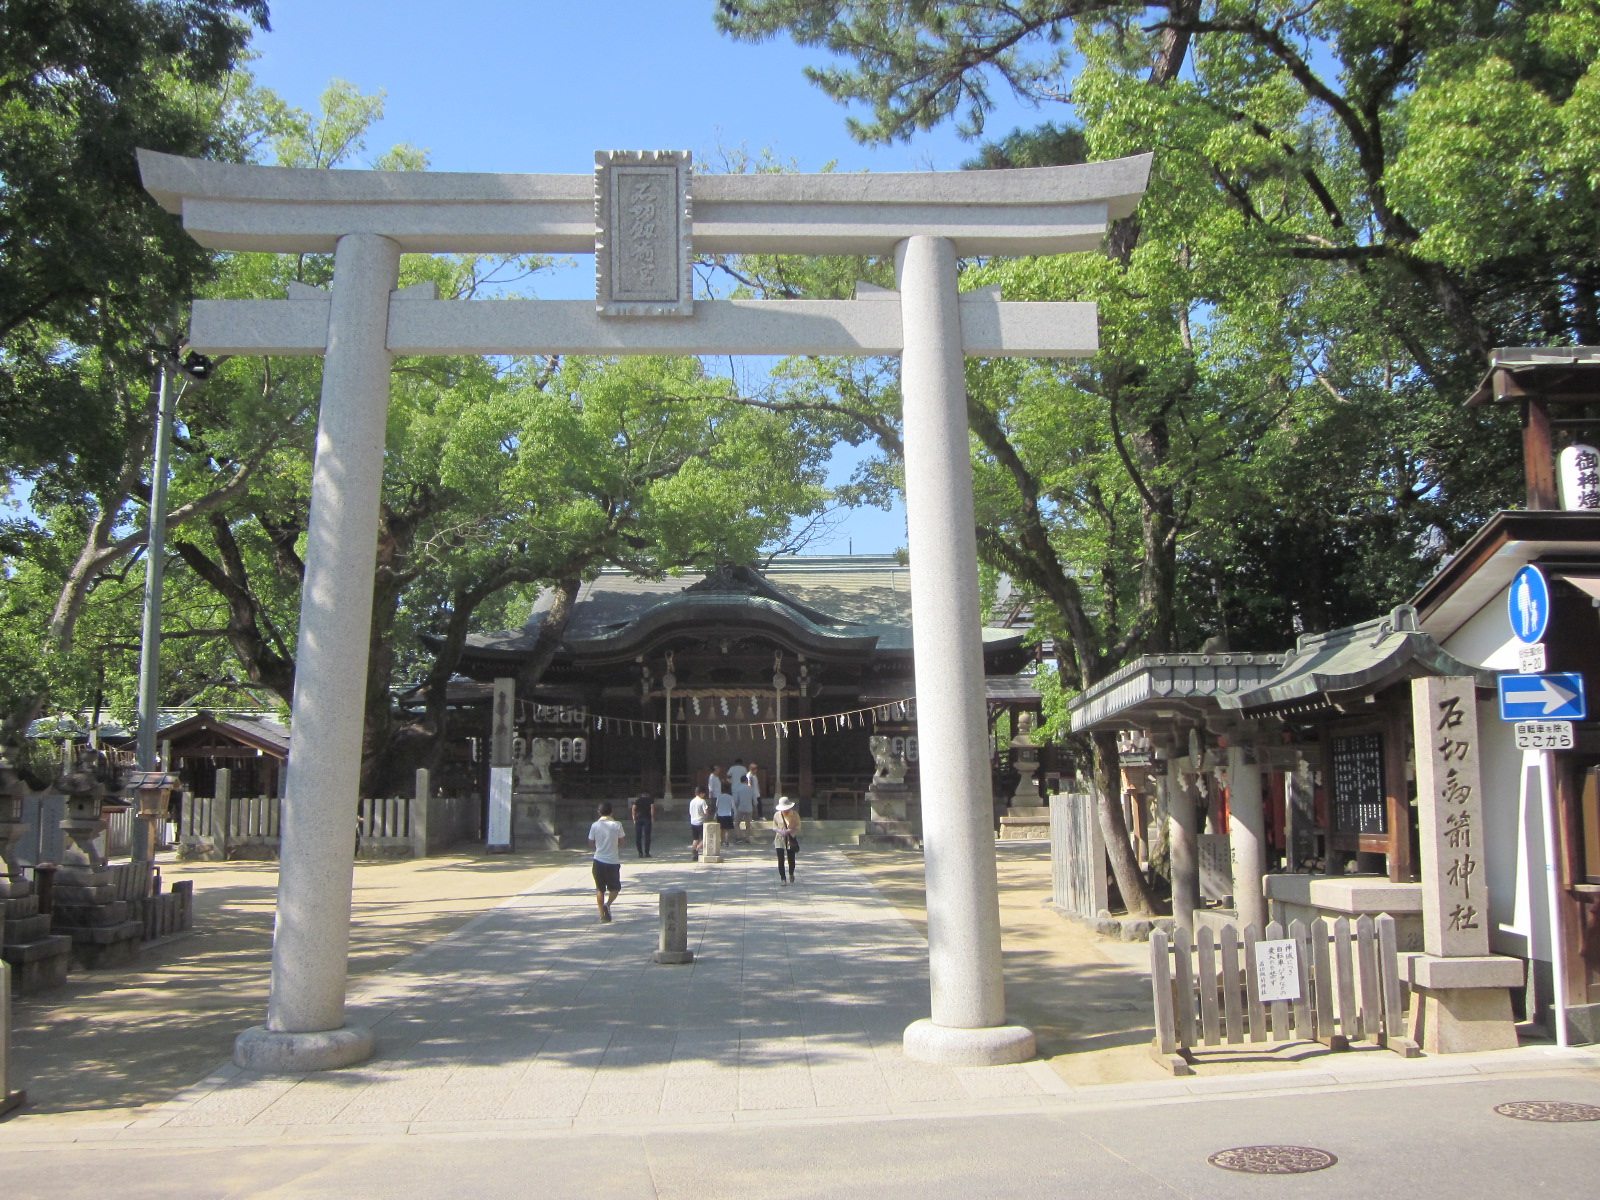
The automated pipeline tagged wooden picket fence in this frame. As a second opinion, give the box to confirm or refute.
[1149,915,1419,1075]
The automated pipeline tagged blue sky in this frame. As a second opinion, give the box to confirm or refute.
[246,1,1057,555]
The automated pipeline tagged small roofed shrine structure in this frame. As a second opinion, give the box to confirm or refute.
[1233,606,1495,954]
[1069,607,1494,946]
[1068,652,1286,935]
[444,555,1038,844]
[160,712,290,801]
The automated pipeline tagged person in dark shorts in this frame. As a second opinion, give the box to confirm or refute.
[688,787,710,860]
[630,792,657,858]
[588,802,624,923]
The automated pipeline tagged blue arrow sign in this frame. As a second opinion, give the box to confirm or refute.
[1498,672,1587,721]
[1508,565,1550,644]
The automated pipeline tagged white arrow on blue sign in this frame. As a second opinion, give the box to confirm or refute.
[1498,672,1587,721]
[1507,565,1551,644]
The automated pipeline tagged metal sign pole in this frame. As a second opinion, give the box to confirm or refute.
[1537,748,1570,1048]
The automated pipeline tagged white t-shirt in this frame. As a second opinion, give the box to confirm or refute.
[706,772,722,797]
[689,796,709,826]
[727,765,747,787]
[589,818,623,865]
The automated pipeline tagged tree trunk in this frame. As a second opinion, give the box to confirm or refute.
[1093,728,1157,916]
[516,575,583,693]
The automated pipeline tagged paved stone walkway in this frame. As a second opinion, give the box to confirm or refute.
[8,845,1599,1153]
[124,847,1055,1133]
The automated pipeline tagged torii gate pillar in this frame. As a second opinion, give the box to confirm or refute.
[897,236,1031,1063]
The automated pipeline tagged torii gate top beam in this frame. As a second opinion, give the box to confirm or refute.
[137,149,1153,257]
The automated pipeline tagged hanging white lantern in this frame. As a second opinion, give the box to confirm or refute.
[1559,443,1600,510]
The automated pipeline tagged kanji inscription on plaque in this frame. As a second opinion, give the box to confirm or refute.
[595,150,692,316]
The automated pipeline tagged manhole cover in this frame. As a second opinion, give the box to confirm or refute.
[1494,1101,1600,1123]
[1208,1146,1338,1174]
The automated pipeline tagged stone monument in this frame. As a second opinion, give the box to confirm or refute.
[1406,676,1521,1053]
[700,814,725,864]
[511,737,562,851]
[652,889,693,964]
[0,759,71,994]
[865,736,919,848]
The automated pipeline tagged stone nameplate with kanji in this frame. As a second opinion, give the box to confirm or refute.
[1411,676,1490,958]
[595,150,691,317]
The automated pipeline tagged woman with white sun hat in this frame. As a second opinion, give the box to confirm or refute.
[772,796,801,885]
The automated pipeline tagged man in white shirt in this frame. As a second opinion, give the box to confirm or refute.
[588,802,624,923]
[688,787,710,861]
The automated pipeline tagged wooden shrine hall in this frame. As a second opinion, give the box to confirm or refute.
[438,555,1040,809]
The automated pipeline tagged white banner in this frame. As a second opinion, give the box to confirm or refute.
[488,766,513,848]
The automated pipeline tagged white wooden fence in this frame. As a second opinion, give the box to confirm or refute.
[176,769,478,860]
[1149,915,1418,1075]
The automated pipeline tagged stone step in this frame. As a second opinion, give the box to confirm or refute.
[2,893,39,920]
[2,934,72,994]
[52,901,129,927]
[4,913,52,942]
[57,918,143,945]
[50,884,117,905]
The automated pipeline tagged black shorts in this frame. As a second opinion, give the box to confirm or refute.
[690,822,703,841]
[718,814,735,831]
[592,861,621,890]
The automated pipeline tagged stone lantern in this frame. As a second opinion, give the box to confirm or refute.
[0,758,29,891]
[125,770,182,861]
[1009,712,1042,805]
[52,748,144,969]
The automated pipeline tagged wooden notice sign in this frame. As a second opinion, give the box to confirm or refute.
[1330,732,1386,835]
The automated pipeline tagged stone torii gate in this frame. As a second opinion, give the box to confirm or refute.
[139,148,1152,1071]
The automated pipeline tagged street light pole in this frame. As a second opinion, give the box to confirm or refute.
[133,356,176,861]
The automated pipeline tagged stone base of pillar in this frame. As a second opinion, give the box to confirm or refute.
[511,791,561,851]
[1409,985,1519,1055]
[233,1023,375,1073]
[652,949,695,964]
[902,1018,1035,1067]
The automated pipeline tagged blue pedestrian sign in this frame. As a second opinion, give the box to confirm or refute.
[1498,673,1587,722]
[1508,565,1550,644]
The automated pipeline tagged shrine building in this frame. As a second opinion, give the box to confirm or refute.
[437,554,1041,816]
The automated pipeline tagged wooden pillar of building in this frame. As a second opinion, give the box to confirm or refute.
[1384,696,1414,882]
[1522,396,1558,509]
[798,692,815,800]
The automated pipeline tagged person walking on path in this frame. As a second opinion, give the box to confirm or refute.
[588,802,624,923]
[772,796,800,885]
[747,761,763,821]
[707,764,724,805]
[688,787,710,861]
[715,778,736,844]
[630,792,656,858]
[732,769,755,844]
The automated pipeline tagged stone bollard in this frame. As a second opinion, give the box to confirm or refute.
[652,889,694,965]
[701,818,725,863]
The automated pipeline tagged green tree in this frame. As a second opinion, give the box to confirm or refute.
[0,0,269,474]
[715,0,1600,913]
